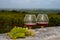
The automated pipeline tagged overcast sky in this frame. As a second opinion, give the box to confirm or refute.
[0,0,60,9]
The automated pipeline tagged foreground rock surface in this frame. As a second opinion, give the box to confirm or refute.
[0,26,60,40]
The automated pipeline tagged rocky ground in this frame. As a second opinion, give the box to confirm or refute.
[0,26,60,40]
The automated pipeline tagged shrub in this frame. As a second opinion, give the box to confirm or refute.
[0,12,60,33]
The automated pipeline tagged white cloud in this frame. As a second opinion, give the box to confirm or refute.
[0,0,60,9]
[10,0,31,4]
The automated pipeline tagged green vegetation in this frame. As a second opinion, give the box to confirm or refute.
[0,10,60,33]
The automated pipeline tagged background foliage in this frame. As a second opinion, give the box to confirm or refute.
[0,10,60,33]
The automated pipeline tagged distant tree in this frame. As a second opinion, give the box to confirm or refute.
[0,10,5,12]
[22,11,27,13]
[11,10,20,13]
[58,13,60,15]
